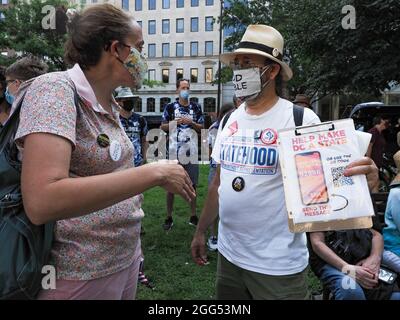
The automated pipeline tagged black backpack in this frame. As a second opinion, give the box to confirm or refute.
[0,80,78,299]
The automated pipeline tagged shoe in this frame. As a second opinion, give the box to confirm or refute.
[189,215,198,226]
[163,217,173,231]
[138,271,155,290]
[207,236,218,251]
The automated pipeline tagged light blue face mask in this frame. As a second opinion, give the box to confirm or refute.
[180,90,190,100]
[5,87,15,105]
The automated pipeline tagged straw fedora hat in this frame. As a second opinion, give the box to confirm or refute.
[115,87,135,99]
[220,25,293,81]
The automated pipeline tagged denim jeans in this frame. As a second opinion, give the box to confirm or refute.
[319,264,400,300]
[382,250,400,273]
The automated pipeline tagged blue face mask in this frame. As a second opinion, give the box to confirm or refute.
[5,87,15,105]
[180,90,190,100]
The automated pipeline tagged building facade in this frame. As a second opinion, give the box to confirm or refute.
[76,0,224,118]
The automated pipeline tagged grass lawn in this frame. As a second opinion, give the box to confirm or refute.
[137,165,321,300]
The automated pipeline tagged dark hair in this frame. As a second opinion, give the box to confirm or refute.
[176,78,190,89]
[64,4,135,70]
[5,56,48,81]
[218,103,235,122]
[373,116,383,126]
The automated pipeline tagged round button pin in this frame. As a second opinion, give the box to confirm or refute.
[97,133,110,148]
[232,177,245,192]
[109,140,122,162]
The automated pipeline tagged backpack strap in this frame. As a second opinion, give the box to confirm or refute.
[293,104,304,127]
[221,109,234,130]
[221,103,304,131]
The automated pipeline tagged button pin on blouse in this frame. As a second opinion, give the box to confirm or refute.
[97,133,110,148]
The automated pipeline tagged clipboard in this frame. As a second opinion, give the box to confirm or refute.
[278,119,374,233]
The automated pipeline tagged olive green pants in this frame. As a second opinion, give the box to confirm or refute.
[216,253,310,300]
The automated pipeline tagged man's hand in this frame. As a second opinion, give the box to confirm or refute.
[180,116,193,125]
[344,157,379,192]
[191,230,208,266]
[347,264,378,289]
[357,255,381,277]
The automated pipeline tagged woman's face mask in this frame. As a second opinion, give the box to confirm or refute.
[232,66,271,101]
[5,87,15,105]
[117,45,148,90]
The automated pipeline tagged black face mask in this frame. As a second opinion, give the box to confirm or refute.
[122,100,134,112]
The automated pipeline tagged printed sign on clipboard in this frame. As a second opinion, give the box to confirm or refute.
[278,119,374,232]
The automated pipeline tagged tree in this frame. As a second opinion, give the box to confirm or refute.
[0,0,70,70]
[222,0,400,99]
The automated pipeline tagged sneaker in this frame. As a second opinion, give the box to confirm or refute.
[189,215,198,226]
[163,217,173,231]
[207,236,218,251]
[138,271,155,290]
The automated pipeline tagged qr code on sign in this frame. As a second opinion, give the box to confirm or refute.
[331,166,354,188]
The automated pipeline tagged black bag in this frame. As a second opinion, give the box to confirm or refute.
[325,229,397,300]
[0,81,78,299]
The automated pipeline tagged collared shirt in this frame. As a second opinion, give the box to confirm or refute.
[162,99,204,162]
[120,112,148,167]
[15,64,144,280]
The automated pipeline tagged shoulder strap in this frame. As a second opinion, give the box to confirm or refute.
[221,109,234,130]
[293,104,304,127]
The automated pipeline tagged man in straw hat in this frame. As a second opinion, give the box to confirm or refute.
[191,24,380,299]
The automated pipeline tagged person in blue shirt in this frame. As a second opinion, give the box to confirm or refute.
[116,87,149,167]
[160,79,204,230]
[383,151,400,273]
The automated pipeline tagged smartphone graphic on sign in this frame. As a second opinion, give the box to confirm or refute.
[295,151,329,206]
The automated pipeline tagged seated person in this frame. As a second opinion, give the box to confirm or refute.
[383,151,400,273]
[308,221,400,300]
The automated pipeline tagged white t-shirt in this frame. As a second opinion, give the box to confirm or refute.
[211,98,320,275]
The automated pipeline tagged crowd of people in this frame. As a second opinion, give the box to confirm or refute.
[1,3,400,300]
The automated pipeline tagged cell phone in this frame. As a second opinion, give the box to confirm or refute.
[378,268,397,284]
[295,151,329,206]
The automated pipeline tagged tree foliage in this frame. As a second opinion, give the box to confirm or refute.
[0,0,70,70]
[222,0,400,99]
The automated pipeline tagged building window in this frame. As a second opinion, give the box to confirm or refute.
[206,0,214,5]
[137,21,142,28]
[148,44,156,58]
[1,0,9,4]
[148,20,156,35]
[205,41,213,56]
[163,0,170,9]
[135,0,142,11]
[205,16,214,31]
[162,43,170,57]
[160,97,171,113]
[176,0,184,8]
[191,17,199,32]
[162,69,170,83]
[176,69,184,82]
[134,97,142,113]
[148,0,156,10]
[205,68,213,83]
[147,98,155,113]
[190,68,198,83]
[176,42,184,57]
[121,0,129,10]
[191,0,199,7]
[190,42,198,56]
[176,18,184,33]
[204,97,216,112]
[148,69,156,81]
[162,19,170,34]
[190,97,199,104]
